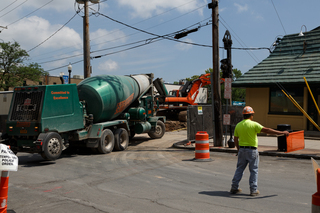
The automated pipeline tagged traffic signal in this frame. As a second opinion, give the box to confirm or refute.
[220,58,229,78]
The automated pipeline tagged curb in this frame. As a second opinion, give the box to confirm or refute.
[172,141,320,160]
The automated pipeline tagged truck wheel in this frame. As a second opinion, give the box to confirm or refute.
[148,120,165,139]
[98,129,114,154]
[114,128,129,151]
[178,110,187,122]
[42,132,63,161]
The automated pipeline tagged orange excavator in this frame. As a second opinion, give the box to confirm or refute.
[157,73,218,121]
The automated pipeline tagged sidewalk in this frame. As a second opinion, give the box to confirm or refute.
[173,134,320,160]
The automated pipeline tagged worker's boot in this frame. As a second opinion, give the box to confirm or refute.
[230,188,242,194]
[250,190,260,196]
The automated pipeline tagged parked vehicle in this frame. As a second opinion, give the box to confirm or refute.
[3,73,167,160]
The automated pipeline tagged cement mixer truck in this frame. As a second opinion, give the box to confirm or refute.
[2,73,168,160]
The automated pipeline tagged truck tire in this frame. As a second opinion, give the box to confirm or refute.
[178,110,187,122]
[114,128,129,151]
[42,132,63,161]
[98,129,114,154]
[148,120,165,139]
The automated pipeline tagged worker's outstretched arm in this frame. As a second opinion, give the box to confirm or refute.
[261,127,290,136]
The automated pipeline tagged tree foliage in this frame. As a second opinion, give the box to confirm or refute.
[0,41,47,91]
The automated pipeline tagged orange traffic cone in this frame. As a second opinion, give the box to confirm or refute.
[312,168,320,212]
[0,171,9,213]
[194,131,213,162]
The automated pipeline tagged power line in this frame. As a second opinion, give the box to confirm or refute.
[0,0,19,13]
[44,60,83,72]
[92,38,164,59]
[0,0,29,18]
[7,0,54,27]
[90,8,212,48]
[27,11,79,52]
[32,1,204,61]
[90,0,200,41]
[219,15,260,64]
[270,0,286,35]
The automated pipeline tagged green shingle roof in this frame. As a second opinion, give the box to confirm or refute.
[233,27,320,87]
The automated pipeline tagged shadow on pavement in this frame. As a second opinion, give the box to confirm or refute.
[199,191,278,199]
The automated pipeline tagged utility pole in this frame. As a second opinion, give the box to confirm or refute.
[209,0,223,146]
[83,0,91,78]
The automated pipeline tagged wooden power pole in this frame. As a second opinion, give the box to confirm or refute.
[83,0,91,78]
[210,0,223,146]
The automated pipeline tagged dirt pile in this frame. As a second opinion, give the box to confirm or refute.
[165,121,187,132]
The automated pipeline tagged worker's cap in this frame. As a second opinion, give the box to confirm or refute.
[242,106,254,114]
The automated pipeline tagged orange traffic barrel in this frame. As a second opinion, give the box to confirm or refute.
[194,131,212,162]
[0,171,9,213]
[312,168,320,212]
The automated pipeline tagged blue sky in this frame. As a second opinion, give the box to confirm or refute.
[0,0,319,83]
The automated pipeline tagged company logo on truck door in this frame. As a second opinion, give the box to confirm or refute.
[115,93,134,114]
[51,91,70,100]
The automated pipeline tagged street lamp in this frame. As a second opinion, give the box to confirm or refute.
[299,25,307,36]
[68,63,72,84]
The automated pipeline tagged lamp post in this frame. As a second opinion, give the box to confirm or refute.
[68,63,72,84]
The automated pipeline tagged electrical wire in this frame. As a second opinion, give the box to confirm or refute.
[27,11,79,53]
[0,0,29,18]
[38,52,83,65]
[90,0,200,41]
[44,60,83,72]
[33,14,211,63]
[92,38,164,59]
[32,0,204,61]
[0,0,19,13]
[219,15,260,63]
[7,0,54,27]
[270,0,286,35]
[90,8,212,48]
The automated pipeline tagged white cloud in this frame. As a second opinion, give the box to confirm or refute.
[2,16,82,51]
[175,38,193,51]
[118,0,205,18]
[98,59,119,72]
[91,29,127,49]
[234,3,248,13]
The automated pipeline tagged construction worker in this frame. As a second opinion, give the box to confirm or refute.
[230,106,290,196]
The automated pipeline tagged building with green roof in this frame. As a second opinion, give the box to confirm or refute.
[233,26,320,132]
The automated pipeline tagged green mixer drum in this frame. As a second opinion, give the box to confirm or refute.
[77,75,141,123]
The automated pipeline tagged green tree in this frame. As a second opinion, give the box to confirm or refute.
[0,41,47,91]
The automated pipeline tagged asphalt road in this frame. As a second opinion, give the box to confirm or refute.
[7,131,315,213]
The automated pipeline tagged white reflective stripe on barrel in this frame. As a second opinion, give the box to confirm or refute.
[196,150,210,153]
[196,140,209,144]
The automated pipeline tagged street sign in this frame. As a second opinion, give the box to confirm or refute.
[224,78,232,99]
[63,75,69,84]
[0,144,18,171]
[198,106,203,115]
[223,114,230,125]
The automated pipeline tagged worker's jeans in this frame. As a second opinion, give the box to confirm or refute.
[231,148,259,192]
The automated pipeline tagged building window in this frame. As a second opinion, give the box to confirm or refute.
[269,87,303,115]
